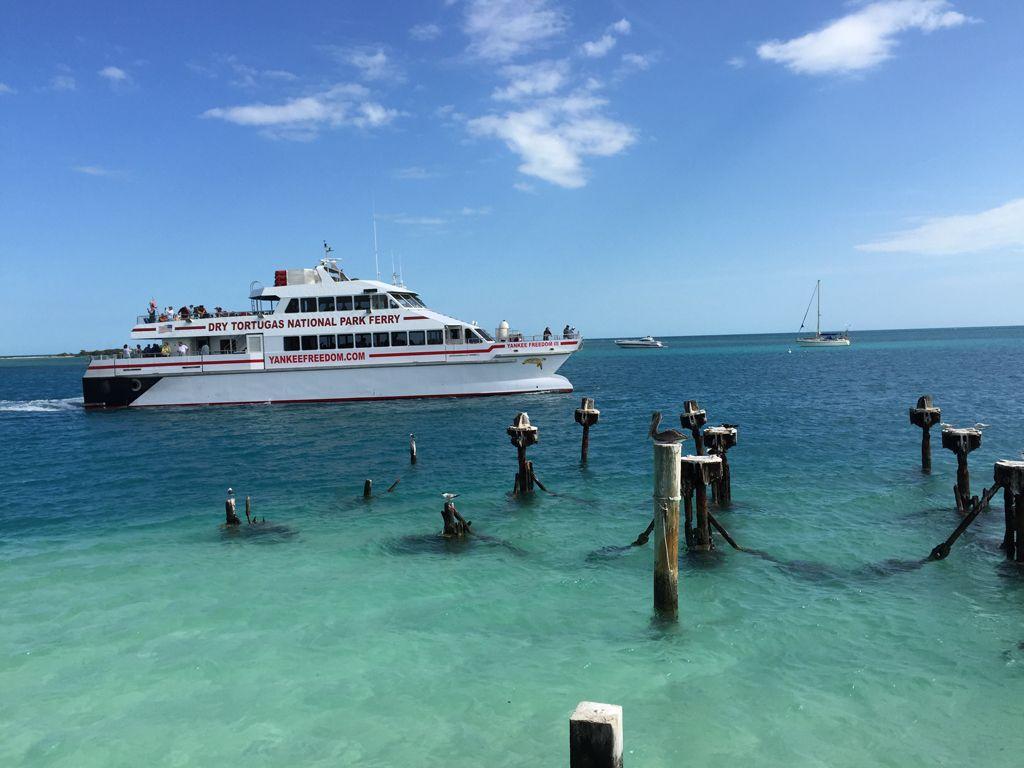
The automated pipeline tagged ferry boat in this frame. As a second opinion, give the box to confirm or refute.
[614,336,665,349]
[82,254,581,408]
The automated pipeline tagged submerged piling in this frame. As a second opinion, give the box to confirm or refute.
[941,426,982,511]
[410,433,417,465]
[994,460,1024,562]
[653,441,681,618]
[681,455,723,551]
[569,701,623,768]
[574,397,600,466]
[909,395,942,474]
[363,479,372,499]
[508,412,540,496]
[680,400,708,455]
[704,425,738,504]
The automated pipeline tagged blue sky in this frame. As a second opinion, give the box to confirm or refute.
[2,0,1023,354]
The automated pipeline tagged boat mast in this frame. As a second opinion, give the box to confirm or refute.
[817,279,821,337]
[372,212,381,281]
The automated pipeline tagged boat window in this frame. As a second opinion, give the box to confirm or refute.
[336,296,353,311]
[354,333,372,348]
[465,328,482,344]
[447,327,461,341]
[301,335,318,351]
[373,332,390,347]
[409,331,426,346]
[354,295,371,311]
[318,297,335,313]
[476,327,494,341]
[391,331,408,347]
[300,297,317,313]
[371,295,389,310]
[283,337,300,352]
[319,334,336,350]
[337,333,354,349]
[389,296,401,309]
[285,298,299,314]
[427,330,443,345]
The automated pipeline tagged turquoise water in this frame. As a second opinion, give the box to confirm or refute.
[3,328,1024,767]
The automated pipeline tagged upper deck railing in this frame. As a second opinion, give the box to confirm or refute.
[136,310,252,325]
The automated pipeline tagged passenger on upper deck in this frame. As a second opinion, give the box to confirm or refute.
[147,299,157,323]
[177,342,189,356]
[543,327,552,341]
[562,325,572,339]
[122,344,132,358]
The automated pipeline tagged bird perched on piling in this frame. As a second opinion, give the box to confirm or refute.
[649,411,689,444]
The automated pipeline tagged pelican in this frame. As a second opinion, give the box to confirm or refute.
[649,411,688,444]
[441,492,460,501]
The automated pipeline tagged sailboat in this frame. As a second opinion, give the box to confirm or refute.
[796,280,850,347]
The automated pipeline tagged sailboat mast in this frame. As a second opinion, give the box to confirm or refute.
[817,279,821,337]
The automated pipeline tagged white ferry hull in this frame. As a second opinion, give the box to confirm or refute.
[84,355,573,408]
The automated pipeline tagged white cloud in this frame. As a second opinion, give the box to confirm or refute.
[73,165,117,176]
[393,215,447,226]
[343,47,402,81]
[463,0,567,61]
[468,93,635,188]
[48,74,76,91]
[460,206,492,216]
[393,166,437,180]
[513,181,536,193]
[98,66,129,83]
[581,35,616,58]
[727,56,746,69]
[857,198,1024,256]
[620,52,652,71]
[757,0,971,75]
[202,83,398,140]
[0,82,15,95]
[581,17,632,58]
[409,23,442,41]
[492,60,569,101]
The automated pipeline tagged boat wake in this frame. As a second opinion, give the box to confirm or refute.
[0,397,84,413]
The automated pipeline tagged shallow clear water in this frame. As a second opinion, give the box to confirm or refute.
[3,329,1024,767]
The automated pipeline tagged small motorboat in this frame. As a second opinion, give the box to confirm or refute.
[615,336,665,349]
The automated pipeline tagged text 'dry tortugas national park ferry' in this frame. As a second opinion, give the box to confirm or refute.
[83,256,581,408]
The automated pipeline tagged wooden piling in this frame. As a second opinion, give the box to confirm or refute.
[704,425,738,504]
[680,400,708,455]
[507,412,540,496]
[569,701,623,768]
[409,433,417,465]
[653,442,681,618]
[941,426,982,508]
[363,479,372,499]
[574,397,601,466]
[994,460,1024,562]
[680,455,723,551]
[908,395,942,474]
[245,495,252,524]
[441,496,471,537]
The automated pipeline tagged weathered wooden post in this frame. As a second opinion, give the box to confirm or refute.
[679,400,707,455]
[908,395,942,473]
[245,495,252,524]
[508,412,540,495]
[574,397,600,466]
[653,441,682,618]
[440,493,471,538]
[680,455,723,551]
[409,433,417,465]
[363,479,372,499]
[941,426,982,511]
[703,425,738,504]
[994,460,1024,562]
[569,701,623,768]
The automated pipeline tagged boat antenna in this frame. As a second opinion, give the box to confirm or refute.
[323,240,333,259]
[817,279,821,336]
[398,252,405,287]
[371,201,381,282]
[391,249,399,286]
